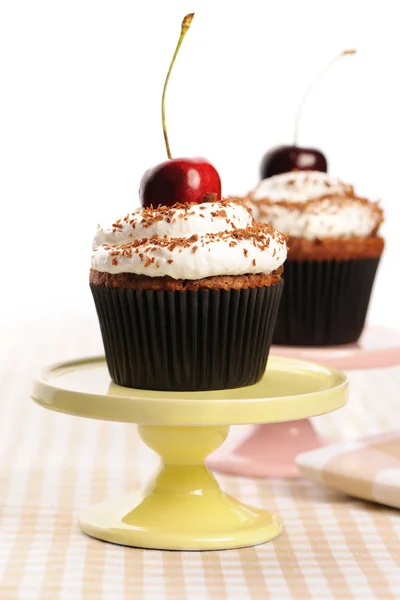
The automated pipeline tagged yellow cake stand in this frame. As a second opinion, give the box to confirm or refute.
[31,356,348,551]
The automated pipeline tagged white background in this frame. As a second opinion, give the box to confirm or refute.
[0,0,399,327]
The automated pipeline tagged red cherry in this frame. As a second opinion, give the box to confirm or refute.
[140,158,221,208]
[140,13,222,208]
[260,145,327,179]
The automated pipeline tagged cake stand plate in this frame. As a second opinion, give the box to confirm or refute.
[209,326,400,479]
[31,356,347,550]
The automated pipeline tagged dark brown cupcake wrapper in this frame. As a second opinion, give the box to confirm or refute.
[91,281,283,391]
[272,258,381,347]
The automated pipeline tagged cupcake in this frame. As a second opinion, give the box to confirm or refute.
[245,170,384,346]
[90,199,287,391]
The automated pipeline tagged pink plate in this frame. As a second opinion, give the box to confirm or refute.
[271,326,400,370]
[208,326,400,479]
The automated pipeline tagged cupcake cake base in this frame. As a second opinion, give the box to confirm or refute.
[91,273,283,391]
[273,257,381,346]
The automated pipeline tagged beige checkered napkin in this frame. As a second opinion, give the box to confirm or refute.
[296,431,400,509]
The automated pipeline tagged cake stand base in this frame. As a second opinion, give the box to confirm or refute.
[208,419,325,478]
[80,425,281,550]
[32,355,348,549]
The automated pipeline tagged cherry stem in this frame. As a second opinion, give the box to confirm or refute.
[161,13,194,159]
[293,49,356,146]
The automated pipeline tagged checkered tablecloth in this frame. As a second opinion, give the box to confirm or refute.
[1,316,400,599]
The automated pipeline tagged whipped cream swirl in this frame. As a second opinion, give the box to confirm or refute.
[249,171,383,240]
[92,200,287,279]
[252,171,354,203]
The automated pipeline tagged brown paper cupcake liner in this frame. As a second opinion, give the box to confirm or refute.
[272,258,380,346]
[91,280,283,391]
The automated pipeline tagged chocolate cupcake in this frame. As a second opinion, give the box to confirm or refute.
[90,199,287,391]
[245,171,384,346]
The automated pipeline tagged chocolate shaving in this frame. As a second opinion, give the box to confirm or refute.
[203,192,217,202]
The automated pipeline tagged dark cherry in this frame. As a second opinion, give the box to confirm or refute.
[260,50,356,179]
[260,145,328,179]
[140,158,221,208]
